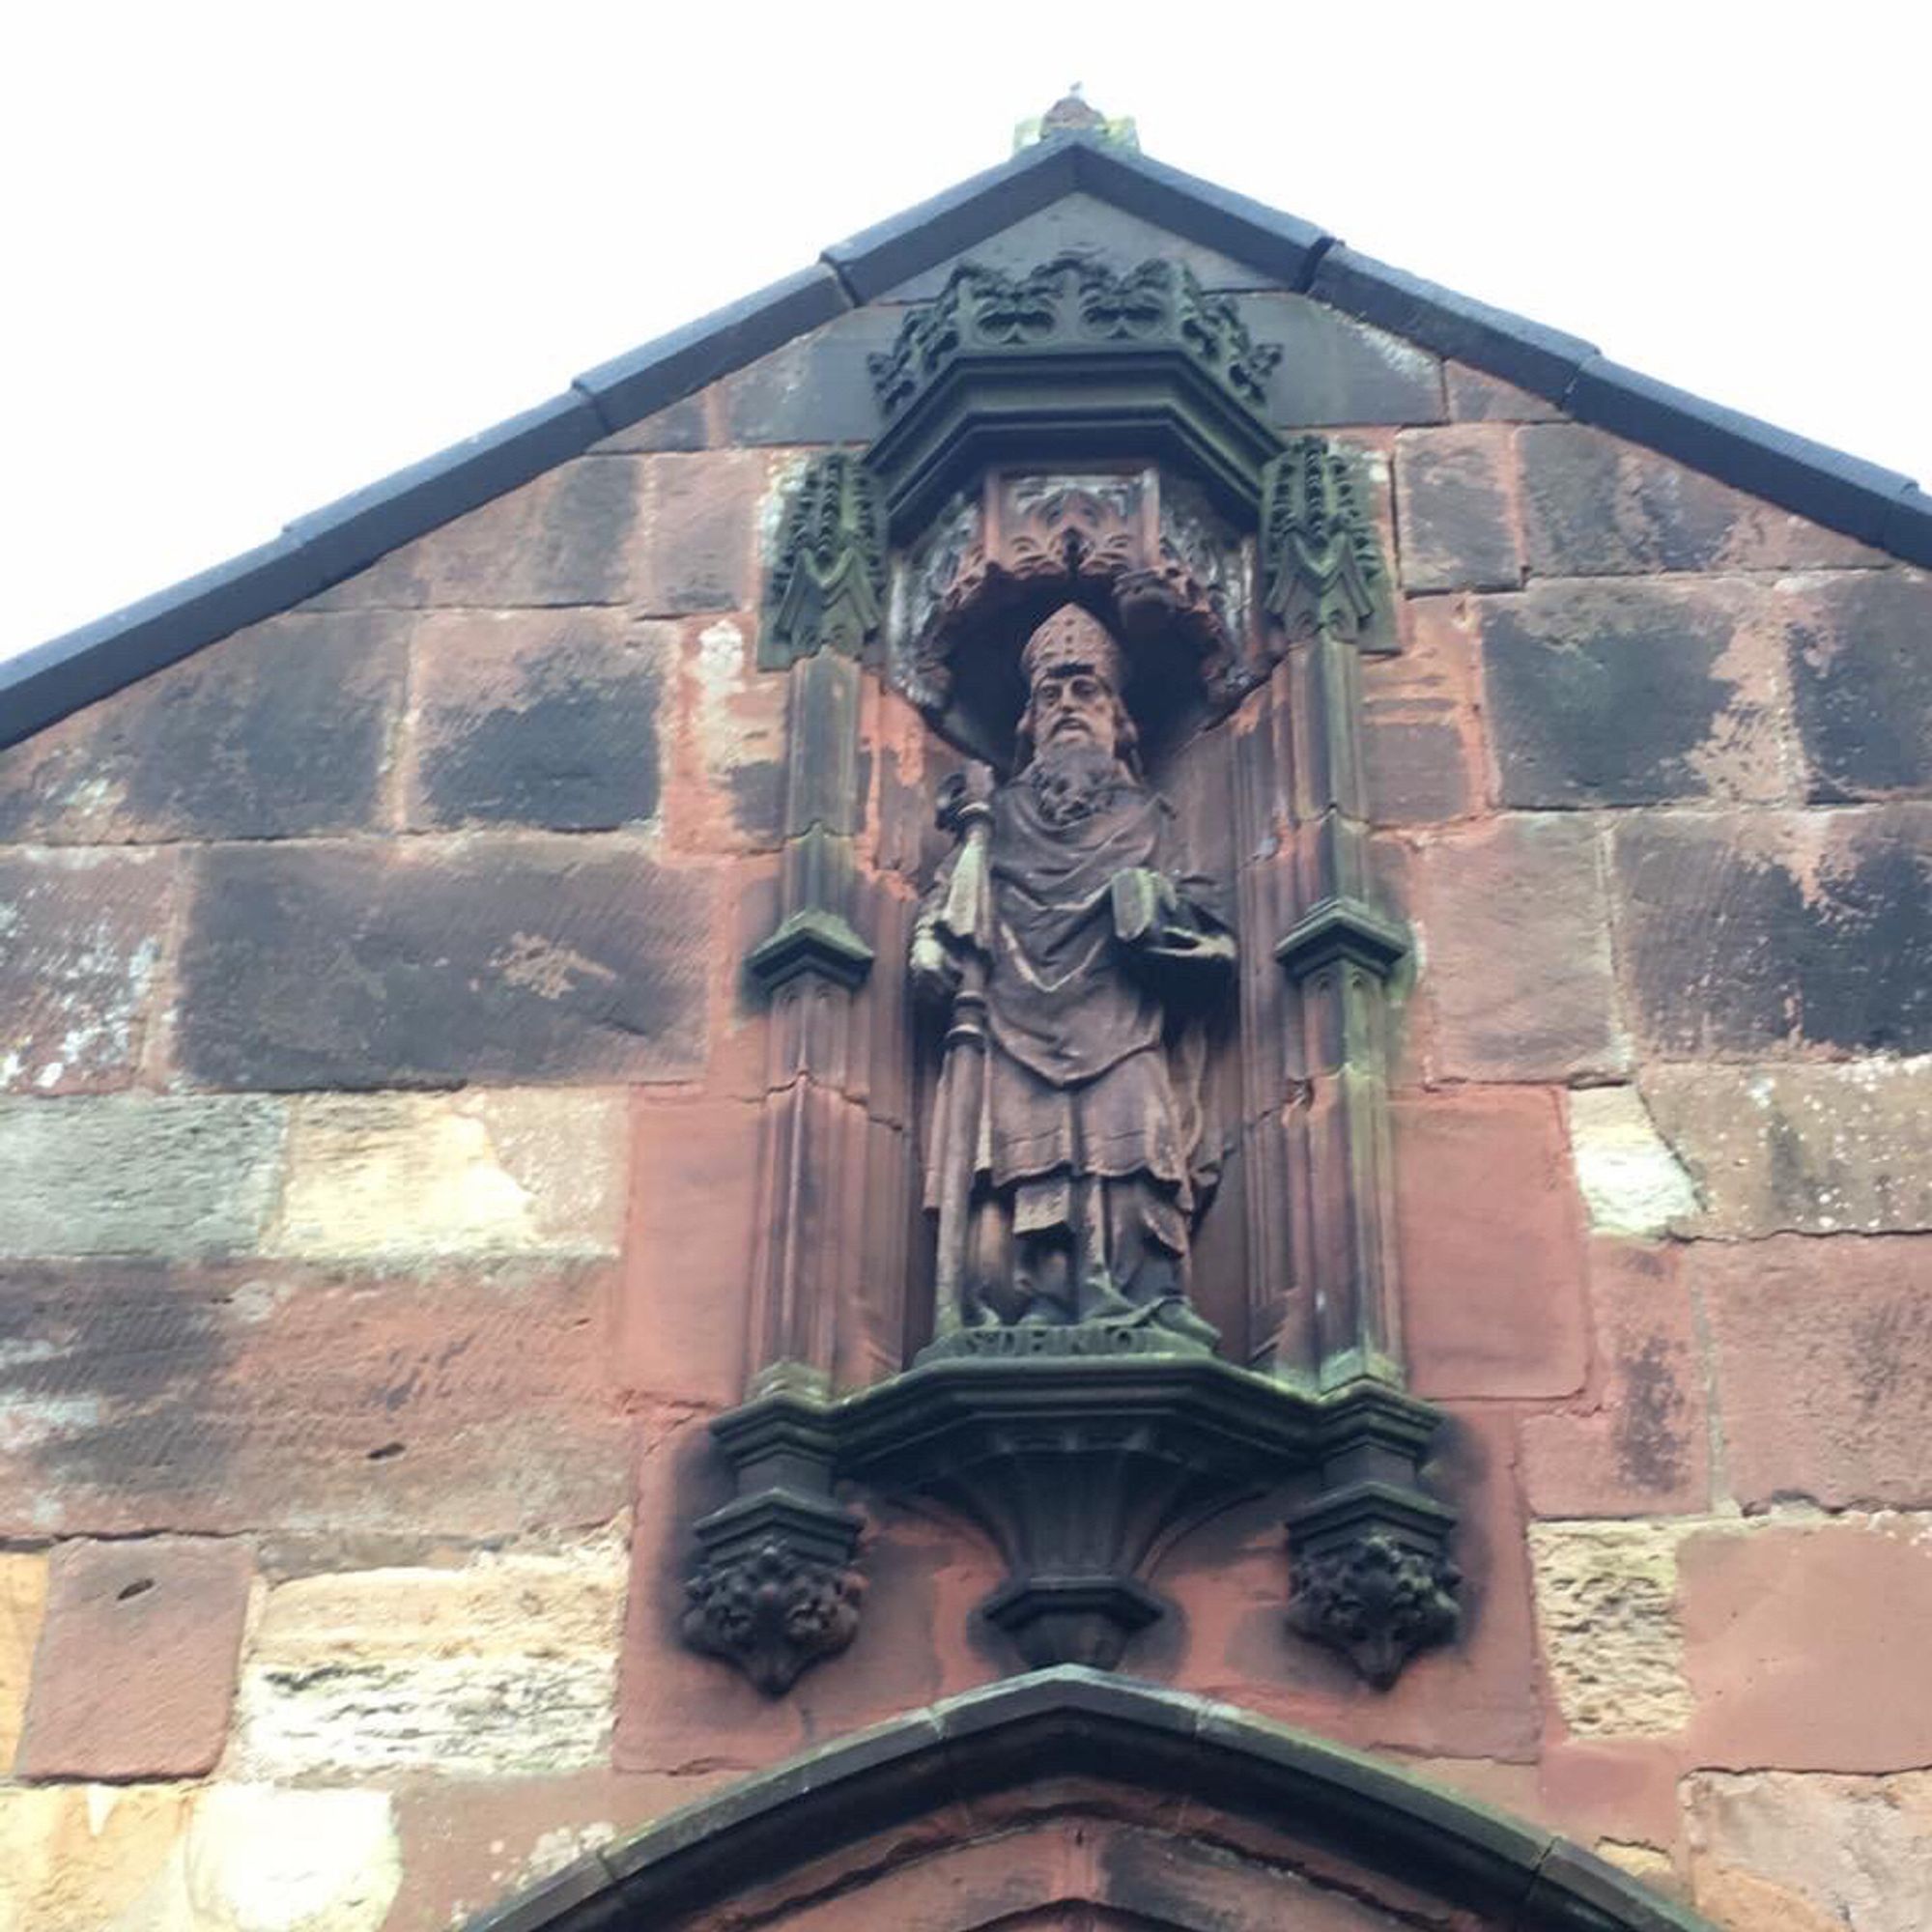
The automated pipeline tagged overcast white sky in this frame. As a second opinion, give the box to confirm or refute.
[4,1,1928,662]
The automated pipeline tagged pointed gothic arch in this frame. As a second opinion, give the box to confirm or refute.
[469,1671,1708,1931]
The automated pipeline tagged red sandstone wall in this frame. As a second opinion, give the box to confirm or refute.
[1,213,1928,1928]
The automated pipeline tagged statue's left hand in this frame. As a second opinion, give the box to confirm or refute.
[1110,867,1177,946]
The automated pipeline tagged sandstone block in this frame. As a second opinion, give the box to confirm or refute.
[233,1534,627,1778]
[0,1783,194,1932]
[178,838,713,1089]
[1394,426,1522,591]
[268,1089,628,1263]
[1567,1087,1699,1237]
[1680,1520,1932,1772]
[186,1785,401,1932]
[1692,1235,1932,1511]
[1480,579,1799,808]
[1688,1769,1932,1932]
[1521,1240,1711,1518]
[1243,293,1445,427]
[392,1771,698,1932]
[634,451,765,615]
[1613,807,1932,1056]
[721,306,903,445]
[1519,422,1883,576]
[0,1258,626,1536]
[0,849,174,1095]
[1783,568,1932,800]
[618,1096,759,1404]
[0,610,410,843]
[591,391,707,452]
[0,1094,284,1259]
[17,1537,251,1778]
[313,457,646,608]
[1394,1089,1589,1399]
[1643,1060,1932,1236]
[1528,1520,1691,1737]
[1692,1863,1863,1932]
[675,616,788,853]
[411,610,670,832]
[1415,813,1624,1081]
[1537,1737,1687,1864]
[1360,595,1486,825]
[0,1551,47,1770]
[1446,363,1564,422]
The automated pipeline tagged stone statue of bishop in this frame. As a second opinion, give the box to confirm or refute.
[912,604,1234,1348]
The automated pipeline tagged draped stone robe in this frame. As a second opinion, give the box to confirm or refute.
[920,770,1232,1328]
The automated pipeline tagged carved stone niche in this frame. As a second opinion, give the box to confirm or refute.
[686,253,1459,1698]
[894,466,1259,766]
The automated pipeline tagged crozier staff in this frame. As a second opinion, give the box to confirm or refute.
[911,604,1234,1344]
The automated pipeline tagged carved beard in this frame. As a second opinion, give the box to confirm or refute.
[1029,740,1124,827]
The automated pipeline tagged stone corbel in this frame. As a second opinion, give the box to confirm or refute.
[1289,1385,1460,1687]
[682,1391,864,1694]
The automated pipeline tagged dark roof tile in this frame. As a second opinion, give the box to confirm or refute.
[1879,486,1932,569]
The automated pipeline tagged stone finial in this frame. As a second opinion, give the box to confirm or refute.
[1042,87,1105,137]
[1013,87,1139,154]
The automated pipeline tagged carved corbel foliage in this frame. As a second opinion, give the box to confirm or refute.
[1283,1386,1461,1686]
[1287,1509,1461,1689]
[685,1527,866,1694]
[683,1394,865,1694]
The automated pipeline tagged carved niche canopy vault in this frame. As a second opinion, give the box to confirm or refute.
[684,252,1460,1696]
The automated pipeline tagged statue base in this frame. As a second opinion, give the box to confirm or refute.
[915,1313,1217,1363]
[839,1353,1318,1670]
[684,1363,1460,1688]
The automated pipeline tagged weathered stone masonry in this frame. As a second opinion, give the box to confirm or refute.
[0,161,1928,1929]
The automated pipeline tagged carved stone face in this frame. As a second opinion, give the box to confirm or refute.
[1028,665,1121,761]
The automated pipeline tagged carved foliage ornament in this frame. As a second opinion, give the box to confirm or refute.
[761,453,888,668]
[684,1536,865,1695]
[896,469,1255,722]
[1287,1530,1461,1690]
[868,255,1283,420]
